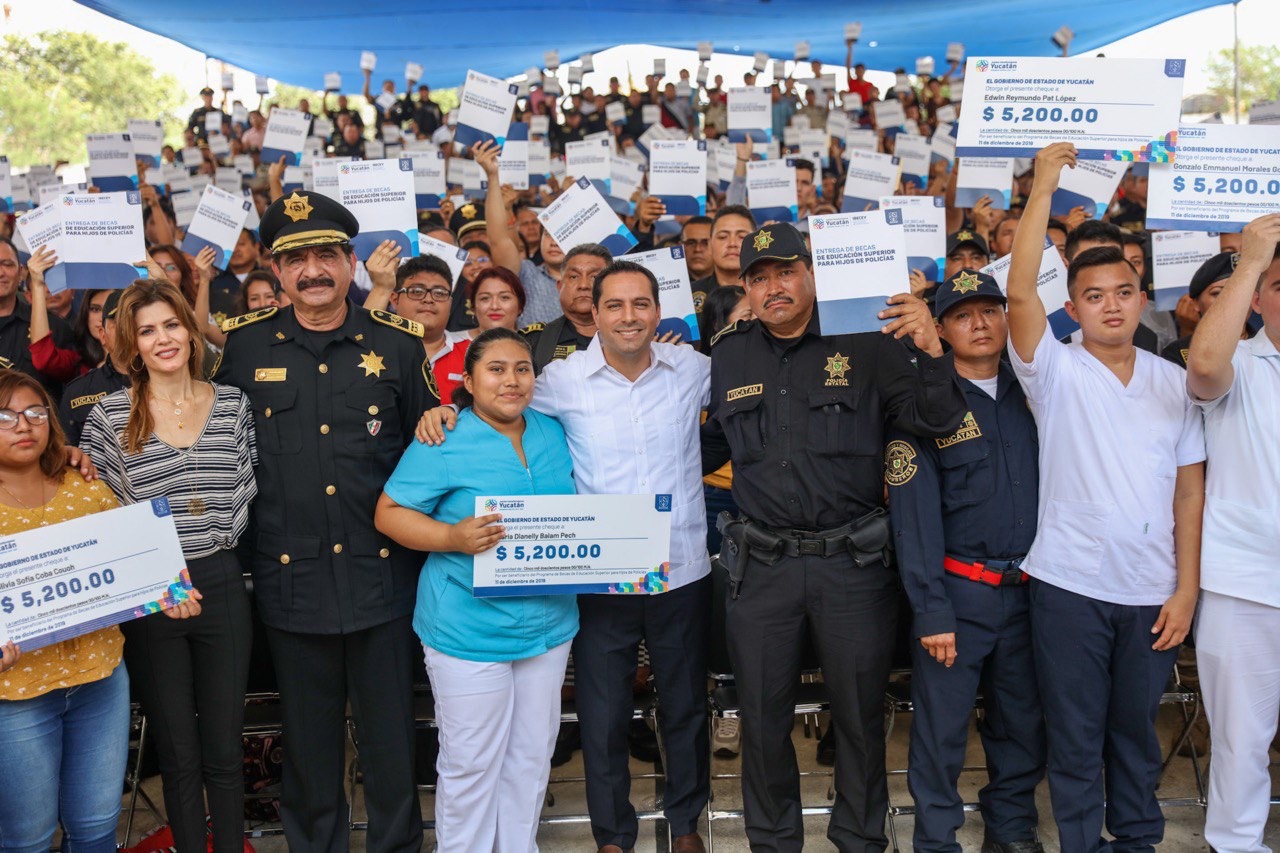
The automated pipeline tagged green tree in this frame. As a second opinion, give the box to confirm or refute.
[1205,44,1280,116]
[0,30,186,168]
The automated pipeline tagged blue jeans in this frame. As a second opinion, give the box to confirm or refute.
[0,661,130,853]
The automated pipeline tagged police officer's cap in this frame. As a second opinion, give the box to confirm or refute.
[946,229,989,258]
[199,87,215,96]
[1189,251,1238,300]
[738,222,811,279]
[258,190,359,256]
[933,269,1006,320]
[449,200,486,240]
[102,290,123,321]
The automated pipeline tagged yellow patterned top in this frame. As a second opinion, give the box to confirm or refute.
[0,470,123,701]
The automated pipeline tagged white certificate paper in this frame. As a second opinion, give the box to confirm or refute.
[454,69,519,149]
[0,499,192,651]
[746,159,798,223]
[537,178,637,257]
[180,184,252,269]
[982,236,1076,337]
[841,150,901,212]
[336,158,419,260]
[648,139,707,216]
[627,245,699,342]
[410,150,446,208]
[893,134,931,189]
[1147,123,1280,232]
[955,56,1185,160]
[471,494,673,597]
[1151,230,1221,310]
[127,120,164,168]
[955,156,1014,209]
[86,134,138,193]
[19,192,146,291]
[880,195,947,281]
[1051,159,1128,220]
[728,87,772,143]
[260,108,311,166]
[810,209,908,334]
[565,138,612,197]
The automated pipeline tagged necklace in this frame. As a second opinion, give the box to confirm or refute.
[0,479,49,526]
[151,389,194,429]
[176,444,206,516]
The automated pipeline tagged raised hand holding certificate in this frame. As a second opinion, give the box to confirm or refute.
[1151,230,1220,310]
[336,158,419,260]
[538,178,637,257]
[471,494,673,596]
[0,499,192,651]
[180,184,252,269]
[260,108,311,166]
[1146,124,1280,232]
[728,87,772,143]
[454,69,519,149]
[810,209,908,334]
[955,56,1185,160]
[628,245,699,342]
[1051,158,1128,220]
[499,123,530,191]
[648,139,707,215]
[20,192,147,291]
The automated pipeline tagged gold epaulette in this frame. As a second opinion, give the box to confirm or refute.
[220,307,278,334]
[371,309,424,338]
[520,323,545,335]
[709,319,748,348]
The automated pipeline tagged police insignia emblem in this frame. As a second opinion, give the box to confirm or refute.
[952,272,981,294]
[884,440,918,486]
[752,230,774,251]
[282,192,313,222]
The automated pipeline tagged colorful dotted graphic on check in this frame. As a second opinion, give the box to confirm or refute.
[132,567,196,617]
[1105,130,1177,164]
[607,562,671,594]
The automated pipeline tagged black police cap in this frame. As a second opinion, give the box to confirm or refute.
[933,269,1006,319]
[448,200,486,240]
[102,289,123,320]
[258,191,359,256]
[946,229,989,258]
[1189,251,1238,300]
[738,222,811,279]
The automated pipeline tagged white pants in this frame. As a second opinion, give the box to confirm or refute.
[1197,590,1280,853]
[424,640,572,853]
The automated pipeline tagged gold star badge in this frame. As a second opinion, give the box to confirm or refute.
[825,352,850,381]
[957,230,974,242]
[282,192,313,223]
[752,230,774,251]
[460,203,477,220]
[358,350,386,378]
[952,272,981,293]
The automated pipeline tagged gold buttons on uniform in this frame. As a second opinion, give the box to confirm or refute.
[332,544,343,554]
[320,424,330,434]
[367,405,379,415]
[264,407,273,418]
[325,485,336,495]
[279,554,290,565]
[379,548,390,558]
[318,364,329,374]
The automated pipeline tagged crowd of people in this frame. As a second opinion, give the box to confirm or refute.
[0,30,1277,853]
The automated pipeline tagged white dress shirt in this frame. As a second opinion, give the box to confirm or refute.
[1192,330,1280,608]
[534,337,712,590]
[1009,324,1205,606]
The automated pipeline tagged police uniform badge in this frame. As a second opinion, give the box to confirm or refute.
[752,230,775,251]
[282,192,314,222]
[358,350,387,378]
[951,272,981,294]
[824,353,850,386]
[884,440,918,486]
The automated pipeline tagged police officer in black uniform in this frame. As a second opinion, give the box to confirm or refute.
[520,243,611,373]
[0,238,78,401]
[58,290,129,444]
[1160,251,1258,368]
[886,270,1046,853]
[214,190,437,853]
[701,223,968,851]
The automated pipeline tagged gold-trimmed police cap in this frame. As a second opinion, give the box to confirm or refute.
[738,222,811,280]
[259,190,360,256]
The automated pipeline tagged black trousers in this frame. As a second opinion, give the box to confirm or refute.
[122,550,252,853]
[573,576,711,847]
[726,549,899,853]
[265,615,422,853]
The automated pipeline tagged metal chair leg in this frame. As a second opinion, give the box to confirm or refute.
[123,712,147,847]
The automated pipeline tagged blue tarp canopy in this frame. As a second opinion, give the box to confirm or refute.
[76,0,1230,89]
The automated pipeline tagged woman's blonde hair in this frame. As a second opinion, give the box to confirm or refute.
[112,279,206,454]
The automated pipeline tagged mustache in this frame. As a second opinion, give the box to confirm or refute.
[296,276,336,291]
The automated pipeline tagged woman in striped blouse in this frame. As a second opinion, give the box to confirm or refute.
[81,279,258,853]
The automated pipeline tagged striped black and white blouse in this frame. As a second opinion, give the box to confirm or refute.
[81,384,259,559]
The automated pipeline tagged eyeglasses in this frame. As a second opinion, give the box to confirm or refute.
[0,406,50,430]
[395,285,452,303]
[161,263,180,273]
[465,256,491,265]
[681,238,710,250]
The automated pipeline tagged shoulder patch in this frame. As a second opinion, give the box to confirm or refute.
[520,323,545,335]
[220,306,278,334]
[935,411,983,449]
[370,308,424,338]
[421,355,441,402]
[1179,348,1189,367]
[884,440,919,487]
[69,392,108,410]
[709,318,750,348]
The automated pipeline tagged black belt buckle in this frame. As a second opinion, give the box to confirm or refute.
[987,557,1026,586]
[797,538,824,557]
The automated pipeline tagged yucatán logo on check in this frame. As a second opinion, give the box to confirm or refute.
[0,539,16,554]
[485,499,525,513]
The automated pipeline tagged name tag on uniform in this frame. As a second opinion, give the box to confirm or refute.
[935,411,982,449]
[254,368,287,382]
[70,392,108,409]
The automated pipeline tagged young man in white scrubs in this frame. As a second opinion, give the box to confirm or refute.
[1004,142,1206,853]
[1185,213,1280,853]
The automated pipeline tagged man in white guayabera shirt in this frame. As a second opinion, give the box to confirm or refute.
[1185,212,1280,853]
[1003,142,1205,853]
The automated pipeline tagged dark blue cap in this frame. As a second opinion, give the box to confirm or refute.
[933,268,1006,319]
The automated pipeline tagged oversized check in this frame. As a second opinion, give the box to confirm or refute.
[956,56,1185,161]
[0,499,192,651]
[471,494,673,597]
[1146,123,1280,232]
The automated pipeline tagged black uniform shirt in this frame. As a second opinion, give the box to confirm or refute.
[886,364,1039,637]
[58,359,130,445]
[0,300,77,401]
[701,314,967,531]
[522,316,594,375]
[214,303,439,634]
